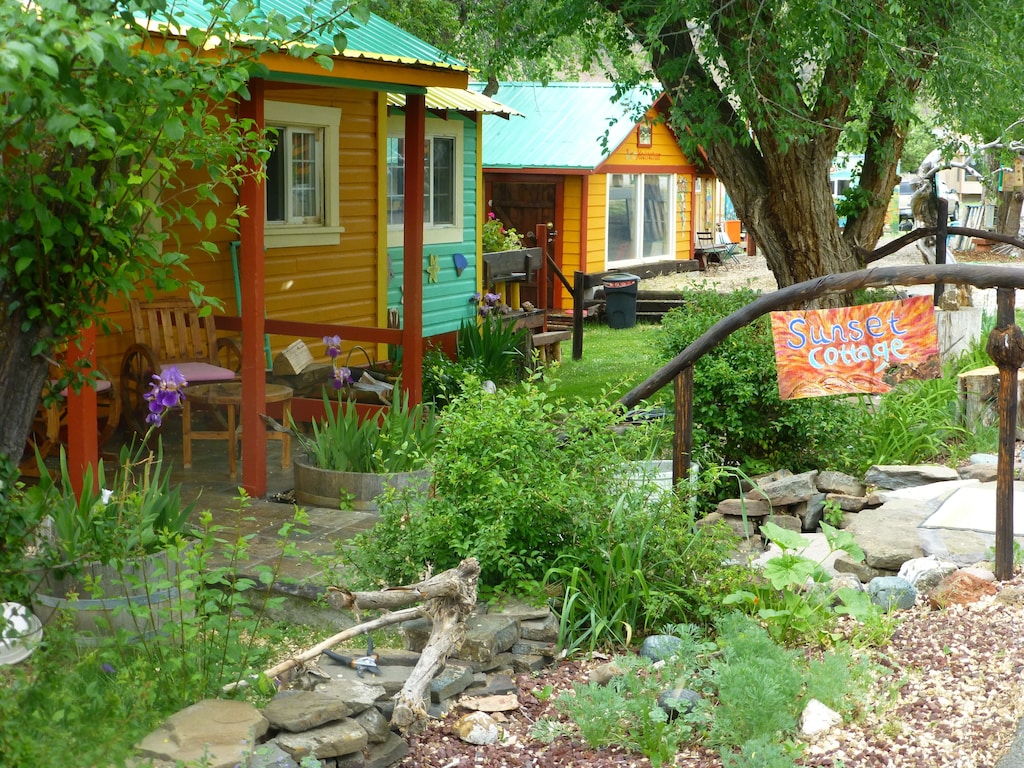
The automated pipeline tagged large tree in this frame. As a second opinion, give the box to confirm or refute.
[0,0,367,465]
[586,1,1024,297]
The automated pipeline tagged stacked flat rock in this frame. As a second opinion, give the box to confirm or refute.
[133,601,559,768]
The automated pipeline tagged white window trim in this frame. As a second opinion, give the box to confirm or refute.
[604,172,676,267]
[386,115,464,249]
[264,101,343,249]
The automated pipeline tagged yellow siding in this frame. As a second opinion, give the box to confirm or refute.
[96,86,384,375]
[584,176,608,274]
[604,113,692,169]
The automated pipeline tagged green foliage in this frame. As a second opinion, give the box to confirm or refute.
[296,391,438,474]
[0,456,42,602]
[657,288,870,479]
[545,652,713,767]
[857,337,997,469]
[345,381,654,594]
[545,490,745,651]
[0,0,371,458]
[0,494,310,765]
[722,521,887,647]
[481,212,524,253]
[18,439,195,573]
[708,614,805,748]
[456,317,528,385]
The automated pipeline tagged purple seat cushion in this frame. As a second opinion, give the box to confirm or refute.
[163,362,237,384]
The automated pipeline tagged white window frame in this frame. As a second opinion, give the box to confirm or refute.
[386,115,463,248]
[605,172,676,266]
[264,101,343,249]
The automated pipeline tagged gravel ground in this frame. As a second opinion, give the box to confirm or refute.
[398,577,1024,768]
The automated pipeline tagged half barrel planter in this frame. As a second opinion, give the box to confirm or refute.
[293,459,431,511]
[32,547,193,649]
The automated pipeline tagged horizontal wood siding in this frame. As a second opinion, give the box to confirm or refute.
[388,114,479,337]
[557,176,584,305]
[95,86,389,374]
[585,176,608,274]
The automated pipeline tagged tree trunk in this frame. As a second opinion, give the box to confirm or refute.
[0,306,51,465]
[995,189,1023,237]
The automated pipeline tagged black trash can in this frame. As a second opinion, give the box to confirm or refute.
[602,273,640,329]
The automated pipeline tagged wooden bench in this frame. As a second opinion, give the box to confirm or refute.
[531,330,571,364]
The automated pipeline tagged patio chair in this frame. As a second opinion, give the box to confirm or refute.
[20,363,121,477]
[119,297,241,433]
[714,228,743,266]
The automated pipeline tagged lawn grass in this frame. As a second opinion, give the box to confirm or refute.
[545,322,671,409]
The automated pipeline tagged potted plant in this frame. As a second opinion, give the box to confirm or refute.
[292,339,438,509]
[22,367,196,646]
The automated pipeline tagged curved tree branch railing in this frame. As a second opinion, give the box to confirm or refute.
[617,227,1024,580]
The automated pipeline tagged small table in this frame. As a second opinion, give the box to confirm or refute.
[183,382,293,479]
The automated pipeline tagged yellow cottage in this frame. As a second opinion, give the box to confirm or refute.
[475,82,721,312]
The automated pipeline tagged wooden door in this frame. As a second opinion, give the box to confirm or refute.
[488,180,558,308]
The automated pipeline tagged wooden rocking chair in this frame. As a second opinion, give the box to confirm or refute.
[119,298,241,433]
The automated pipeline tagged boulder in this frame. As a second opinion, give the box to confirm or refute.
[928,570,998,608]
[816,470,867,497]
[746,470,819,506]
[135,699,268,768]
[864,464,960,490]
[868,576,917,611]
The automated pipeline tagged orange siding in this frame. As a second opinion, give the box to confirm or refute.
[96,86,385,375]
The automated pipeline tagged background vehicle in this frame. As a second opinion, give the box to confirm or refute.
[898,177,960,229]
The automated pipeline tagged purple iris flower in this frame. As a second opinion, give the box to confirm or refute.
[143,365,188,427]
[323,335,342,359]
[332,366,353,389]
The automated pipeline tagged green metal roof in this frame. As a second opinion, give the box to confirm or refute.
[471,82,655,170]
[145,1,465,70]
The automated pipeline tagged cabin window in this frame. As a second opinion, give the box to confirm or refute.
[387,116,463,247]
[263,101,343,249]
[266,127,323,224]
[387,136,456,227]
[607,173,674,264]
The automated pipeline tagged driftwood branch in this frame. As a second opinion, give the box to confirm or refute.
[392,557,480,734]
[222,607,421,693]
[325,564,476,612]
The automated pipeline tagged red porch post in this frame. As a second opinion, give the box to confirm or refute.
[238,77,268,497]
[65,325,99,495]
[402,93,425,405]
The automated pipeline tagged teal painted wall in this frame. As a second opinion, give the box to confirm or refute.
[387,115,480,338]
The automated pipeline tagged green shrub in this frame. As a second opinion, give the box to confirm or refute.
[657,288,870,482]
[708,613,805,747]
[544,651,713,767]
[545,490,745,651]
[345,380,655,594]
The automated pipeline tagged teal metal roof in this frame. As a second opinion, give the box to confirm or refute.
[471,82,655,170]
[145,1,465,70]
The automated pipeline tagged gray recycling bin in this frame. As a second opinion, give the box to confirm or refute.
[602,273,640,329]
